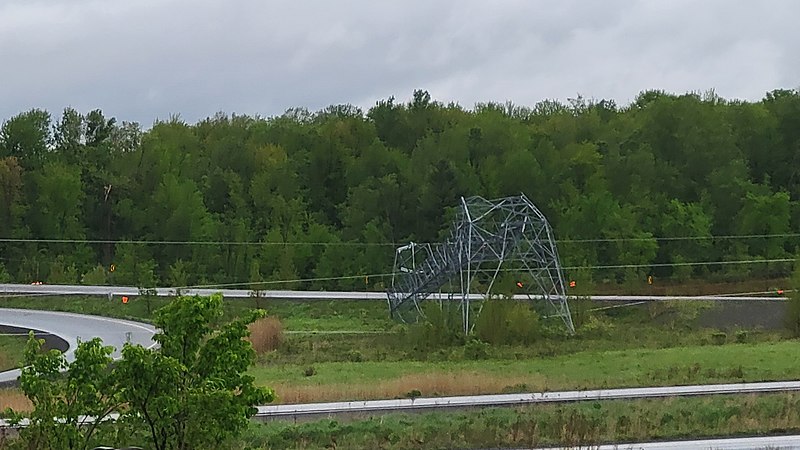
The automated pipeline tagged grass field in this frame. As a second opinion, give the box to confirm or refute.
[235,393,800,449]
[257,340,800,403]
[0,336,25,372]
[0,295,396,331]
[1,293,797,404]
[1,286,799,448]
[4,339,798,410]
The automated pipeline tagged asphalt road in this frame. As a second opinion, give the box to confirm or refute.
[0,283,785,301]
[0,308,157,384]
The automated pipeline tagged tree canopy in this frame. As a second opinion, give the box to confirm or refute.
[1,89,799,288]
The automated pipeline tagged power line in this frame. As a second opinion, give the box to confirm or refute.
[0,232,798,246]
[175,272,396,290]
[0,238,397,246]
[174,258,794,291]
[558,233,800,243]
[562,257,796,271]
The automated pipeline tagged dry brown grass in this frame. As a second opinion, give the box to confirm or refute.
[270,371,548,404]
[248,316,284,355]
[0,389,30,412]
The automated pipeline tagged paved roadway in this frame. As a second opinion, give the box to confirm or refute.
[0,283,785,301]
[535,434,800,449]
[0,308,157,384]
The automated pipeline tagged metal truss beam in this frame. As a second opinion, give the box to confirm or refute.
[387,194,574,334]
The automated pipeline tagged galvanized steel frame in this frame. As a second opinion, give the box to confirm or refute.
[387,194,575,334]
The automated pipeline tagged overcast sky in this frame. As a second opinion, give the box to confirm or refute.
[1,0,798,125]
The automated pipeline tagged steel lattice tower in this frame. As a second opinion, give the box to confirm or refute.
[387,194,575,334]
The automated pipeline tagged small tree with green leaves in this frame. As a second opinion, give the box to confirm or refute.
[4,335,120,450]
[115,294,275,450]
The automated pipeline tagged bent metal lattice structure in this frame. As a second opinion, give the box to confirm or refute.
[387,194,575,334]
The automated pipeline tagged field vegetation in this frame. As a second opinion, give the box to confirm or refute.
[1,293,797,407]
[233,393,800,449]
[0,285,799,448]
[0,336,25,372]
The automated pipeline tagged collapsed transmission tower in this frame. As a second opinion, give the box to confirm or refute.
[387,194,575,334]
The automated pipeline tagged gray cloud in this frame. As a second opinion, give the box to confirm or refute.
[1,0,798,125]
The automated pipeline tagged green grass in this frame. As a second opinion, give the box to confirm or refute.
[3,293,798,402]
[236,393,800,449]
[0,295,394,331]
[0,335,25,371]
[253,340,800,402]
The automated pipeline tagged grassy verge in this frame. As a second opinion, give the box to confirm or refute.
[255,340,800,403]
[235,393,800,449]
[0,295,395,331]
[0,336,25,372]
[6,339,798,410]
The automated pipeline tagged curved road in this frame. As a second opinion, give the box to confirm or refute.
[0,308,157,384]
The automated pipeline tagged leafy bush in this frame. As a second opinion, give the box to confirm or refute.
[81,264,108,285]
[346,350,364,362]
[464,338,490,360]
[404,389,422,399]
[735,330,748,343]
[406,304,464,351]
[474,299,540,345]
[711,332,727,345]
[579,314,615,335]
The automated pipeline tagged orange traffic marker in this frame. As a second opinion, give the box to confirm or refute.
[122,296,129,304]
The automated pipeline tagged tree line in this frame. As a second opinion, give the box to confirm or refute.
[1,88,799,290]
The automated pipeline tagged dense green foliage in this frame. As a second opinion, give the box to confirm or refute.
[116,294,275,450]
[2,295,274,450]
[4,335,119,450]
[1,89,800,289]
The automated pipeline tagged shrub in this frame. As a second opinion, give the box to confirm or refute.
[406,304,464,351]
[303,366,316,377]
[475,299,540,345]
[711,332,727,345]
[81,264,108,285]
[580,314,615,336]
[404,389,422,399]
[464,338,490,360]
[248,316,284,354]
[346,350,364,362]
